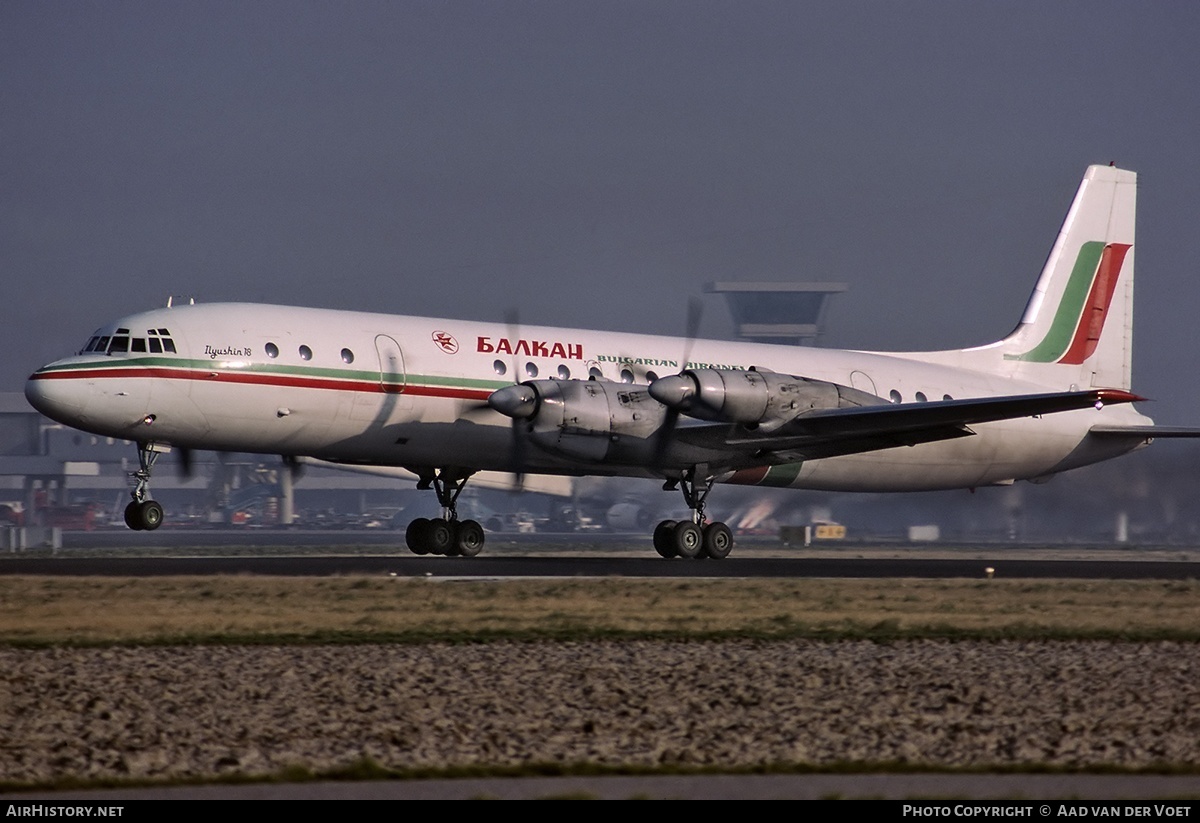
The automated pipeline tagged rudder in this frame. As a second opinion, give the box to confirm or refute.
[1000,165,1137,390]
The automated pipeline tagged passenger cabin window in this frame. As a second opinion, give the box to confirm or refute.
[620,368,634,384]
[525,362,538,378]
[265,342,279,358]
[557,365,570,379]
[588,366,603,380]
[299,345,312,361]
[341,348,354,364]
[493,359,507,376]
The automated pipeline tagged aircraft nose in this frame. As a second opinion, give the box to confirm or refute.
[25,369,87,424]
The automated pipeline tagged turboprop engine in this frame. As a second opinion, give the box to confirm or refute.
[647,367,885,431]
[488,368,888,466]
[488,379,670,462]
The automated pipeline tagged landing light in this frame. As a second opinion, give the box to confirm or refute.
[142,414,156,426]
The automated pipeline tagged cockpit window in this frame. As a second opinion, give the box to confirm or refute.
[83,328,178,356]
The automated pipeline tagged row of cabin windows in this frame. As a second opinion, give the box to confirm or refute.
[491,359,655,384]
[83,328,177,355]
[264,342,356,364]
[260,346,652,386]
[260,344,656,386]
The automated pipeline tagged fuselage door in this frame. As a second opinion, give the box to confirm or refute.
[850,370,878,397]
[375,334,406,394]
[349,334,409,424]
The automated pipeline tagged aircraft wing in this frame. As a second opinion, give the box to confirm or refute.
[674,388,1143,463]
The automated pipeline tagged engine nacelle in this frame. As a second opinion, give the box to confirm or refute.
[489,379,667,462]
[648,368,884,430]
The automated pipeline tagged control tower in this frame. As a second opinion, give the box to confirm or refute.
[704,281,847,346]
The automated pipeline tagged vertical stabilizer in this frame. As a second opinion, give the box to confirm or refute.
[1000,165,1137,390]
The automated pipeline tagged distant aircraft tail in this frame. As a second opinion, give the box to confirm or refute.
[997,165,1137,390]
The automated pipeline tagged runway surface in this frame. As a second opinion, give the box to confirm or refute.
[3,530,1200,579]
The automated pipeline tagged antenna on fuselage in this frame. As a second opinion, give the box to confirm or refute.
[166,295,196,308]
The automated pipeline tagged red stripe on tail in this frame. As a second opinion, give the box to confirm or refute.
[1059,243,1131,365]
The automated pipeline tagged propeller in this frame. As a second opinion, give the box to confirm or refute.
[487,307,529,490]
[282,454,306,485]
[176,446,194,480]
[649,297,704,468]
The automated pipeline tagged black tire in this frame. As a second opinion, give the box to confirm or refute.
[456,519,485,557]
[702,522,733,559]
[406,518,430,554]
[138,500,164,531]
[426,519,454,555]
[672,521,702,559]
[124,502,144,531]
[652,520,677,558]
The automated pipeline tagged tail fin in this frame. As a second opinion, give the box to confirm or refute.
[999,165,1137,390]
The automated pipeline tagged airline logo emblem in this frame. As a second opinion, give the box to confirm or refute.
[1007,242,1132,364]
[431,331,459,354]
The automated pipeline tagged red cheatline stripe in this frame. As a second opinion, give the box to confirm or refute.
[1059,243,1131,365]
[29,366,493,401]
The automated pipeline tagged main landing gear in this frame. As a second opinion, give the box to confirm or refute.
[653,468,734,560]
[404,470,486,557]
[124,442,167,531]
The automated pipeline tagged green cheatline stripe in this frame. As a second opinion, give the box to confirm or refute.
[1005,241,1105,363]
[35,357,509,392]
[758,462,804,487]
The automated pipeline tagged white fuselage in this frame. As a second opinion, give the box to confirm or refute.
[25,302,1153,493]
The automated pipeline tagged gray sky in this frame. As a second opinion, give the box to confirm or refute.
[5,1,1199,422]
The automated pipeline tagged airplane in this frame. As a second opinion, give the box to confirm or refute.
[25,164,1199,558]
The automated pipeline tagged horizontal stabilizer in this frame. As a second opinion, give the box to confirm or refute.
[1089,425,1200,438]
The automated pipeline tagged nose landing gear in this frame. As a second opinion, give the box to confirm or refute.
[125,442,170,531]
